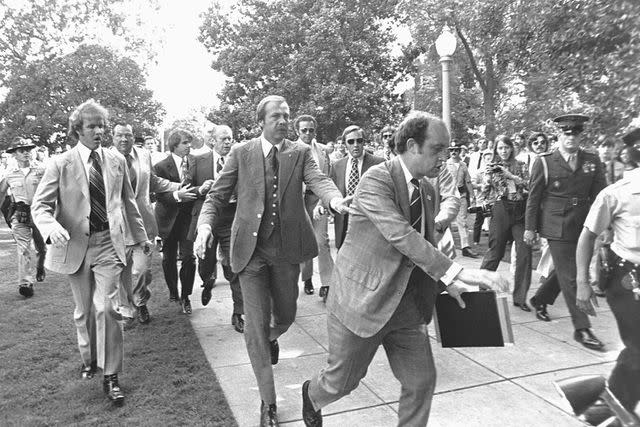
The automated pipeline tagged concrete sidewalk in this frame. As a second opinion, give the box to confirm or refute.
[189,251,625,426]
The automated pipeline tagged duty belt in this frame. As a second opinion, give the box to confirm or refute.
[548,195,591,206]
[612,250,640,300]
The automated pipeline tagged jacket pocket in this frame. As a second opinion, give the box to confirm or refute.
[344,261,382,291]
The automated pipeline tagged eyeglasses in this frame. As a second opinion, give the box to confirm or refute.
[531,141,547,146]
[346,138,364,145]
[300,128,315,134]
[449,148,460,153]
[382,133,392,139]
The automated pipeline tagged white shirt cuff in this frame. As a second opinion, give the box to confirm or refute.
[440,262,463,286]
[173,190,180,201]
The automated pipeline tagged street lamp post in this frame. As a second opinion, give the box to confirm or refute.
[435,25,457,131]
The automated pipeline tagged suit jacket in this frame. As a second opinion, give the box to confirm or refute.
[525,148,606,242]
[328,156,454,338]
[303,141,331,214]
[197,138,342,273]
[154,154,195,239]
[31,145,147,274]
[124,146,179,242]
[329,152,384,248]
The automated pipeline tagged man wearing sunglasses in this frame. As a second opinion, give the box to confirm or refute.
[294,114,333,298]
[375,126,396,161]
[329,125,384,251]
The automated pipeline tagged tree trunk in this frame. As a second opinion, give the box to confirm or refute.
[483,56,497,140]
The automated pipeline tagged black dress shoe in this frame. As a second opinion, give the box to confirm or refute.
[574,329,605,351]
[81,361,97,379]
[231,313,244,333]
[138,305,150,324]
[319,286,329,303]
[270,339,279,365]
[19,284,34,298]
[103,374,125,406]
[181,298,192,315]
[36,267,46,282]
[529,297,551,322]
[201,278,215,306]
[260,401,279,426]
[302,380,322,427]
[304,279,314,295]
[461,247,479,258]
[513,302,531,312]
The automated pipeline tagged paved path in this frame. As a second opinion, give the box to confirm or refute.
[189,242,626,426]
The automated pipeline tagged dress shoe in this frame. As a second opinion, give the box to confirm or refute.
[319,286,329,303]
[169,294,179,303]
[574,328,605,351]
[80,361,97,380]
[18,284,34,298]
[302,380,322,427]
[513,302,531,312]
[260,401,279,426]
[231,313,244,333]
[461,247,479,258]
[103,374,125,406]
[201,278,215,306]
[304,278,314,295]
[138,305,150,324]
[270,339,279,365]
[181,298,192,315]
[529,297,551,322]
[36,267,46,282]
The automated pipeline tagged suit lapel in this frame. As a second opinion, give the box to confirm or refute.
[70,148,89,201]
[421,180,435,243]
[166,156,180,182]
[335,158,347,194]
[388,157,410,221]
[247,139,265,198]
[279,140,299,194]
[132,147,142,197]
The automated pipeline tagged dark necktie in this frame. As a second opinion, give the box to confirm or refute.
[216,156,224,175]
[180,156,190,185]
[126,154,137,192]
[347,157,359,196]
[267,145,279,177]
[410,178,422,234]
[568,154,577,171]
[89,150,107,230]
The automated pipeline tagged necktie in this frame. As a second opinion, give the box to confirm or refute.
[126,154,137,192]
[568,154,577,171]
[267,145,279,177]
[410,178,422,234]
[347,157,359,196]
[180,157,190,185]
[216,156,224,175]
[89,151,107,230]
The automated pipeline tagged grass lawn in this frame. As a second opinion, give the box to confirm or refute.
[0,224,236,426]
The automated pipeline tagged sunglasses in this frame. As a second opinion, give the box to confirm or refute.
[531,141,547,146]
[300,128,315,134]
[382,133,392,139]
[346,138,364,145]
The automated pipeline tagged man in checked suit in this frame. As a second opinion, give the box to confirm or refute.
[31,99,149,405]
[194,95,349,426]
[301,112,508,427]
[154,129,198,314]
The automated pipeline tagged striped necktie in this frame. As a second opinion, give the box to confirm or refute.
[126,154,137,192]
[89,150,107,231]
[410,178,421,234]
[216,156,224,174]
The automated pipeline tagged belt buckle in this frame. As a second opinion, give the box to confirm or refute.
[570,197,578,206]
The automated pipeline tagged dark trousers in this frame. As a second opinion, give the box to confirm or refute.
[606,263,640,412]
[161,210,195,300]
[480,200,532,305]
[472,212,485,244]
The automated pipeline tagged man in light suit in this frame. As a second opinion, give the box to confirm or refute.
[294,114,333,298]
[31,99,149,405]
[194,95,349,426]
[187,124,245,333]
[154,130,198,314]
[301,112,508,427]
[112,123,185,324]
[329,125,384,250]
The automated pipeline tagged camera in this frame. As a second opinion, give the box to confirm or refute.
[468,203,493,217]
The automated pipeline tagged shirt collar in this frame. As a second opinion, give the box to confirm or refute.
[77,142,102,163]
[261,134,283,157]
[558,148,577,162]
[347,153,363,163]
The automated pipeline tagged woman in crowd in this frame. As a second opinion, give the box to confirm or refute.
[618,145,639,177]
[480,135,532,311]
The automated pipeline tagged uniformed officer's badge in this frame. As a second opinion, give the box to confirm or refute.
[582,161,596,174]
[553,180,561,189]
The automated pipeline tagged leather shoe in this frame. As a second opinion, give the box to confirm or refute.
[103,374,125,406]
[513,302,531,312]
[319,286,329,303]
[260,401,279,426]
[19,284,34,298]
[231,313,244,333]
[138,305,150,324]
[81,361,97,380]
[181,298,192,315]
[270,339,279,365]
[201,278,215,306]
[36,267,46,282]
[574,328,605,351]
[529,297,551,322]
[461,247,478,258]
[304,279,314,295]
[302,380,322,426]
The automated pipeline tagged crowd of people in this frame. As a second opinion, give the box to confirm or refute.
[0,95,638,426]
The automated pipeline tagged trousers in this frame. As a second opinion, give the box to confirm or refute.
[11,216,46,285]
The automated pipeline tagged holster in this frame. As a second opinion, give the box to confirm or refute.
[598,245,615,291]
[13,202,31,224]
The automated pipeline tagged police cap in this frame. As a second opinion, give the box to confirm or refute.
[553,114,589,135]
[6,138,37,153]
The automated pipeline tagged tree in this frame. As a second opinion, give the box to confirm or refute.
[199,0,409,141]
[0,44,164,148]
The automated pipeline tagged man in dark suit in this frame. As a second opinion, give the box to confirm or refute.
[301,112,508,427]
[187,124,244,333]
[31,99,149,405]
[525,114,607,350]
[194,95,349,426]
[154,130,198,314]
[329,125,384,250]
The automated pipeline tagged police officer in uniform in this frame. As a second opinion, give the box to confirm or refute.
[524,114,607,350]
[576,144,640,418]
[0,137,47,297]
